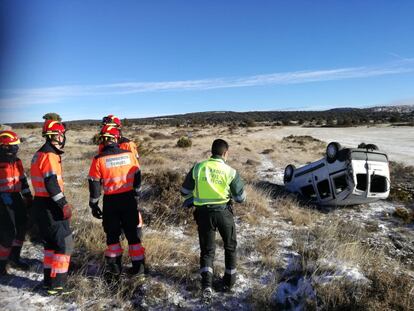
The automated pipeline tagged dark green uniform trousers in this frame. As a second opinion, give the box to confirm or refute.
[194,205,237,289]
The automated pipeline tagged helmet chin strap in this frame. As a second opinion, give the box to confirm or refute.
[47,134,66,149]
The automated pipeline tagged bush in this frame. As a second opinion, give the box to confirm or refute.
[24,123,38,129]
[43,112,62,121]
[176,136,192,148]
[91,133,100,145]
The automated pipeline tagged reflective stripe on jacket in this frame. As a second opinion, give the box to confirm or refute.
[30,148,64,197]
[0,159,30,193]
[88,149,139,195]
[193,157,236,206]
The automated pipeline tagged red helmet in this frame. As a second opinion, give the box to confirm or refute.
[0,130,21,145]
[99,125,120,140]
[102,115,122,128]
[42,120,66,137]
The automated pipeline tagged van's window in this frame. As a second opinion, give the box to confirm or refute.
[370,175,388,193]
[300,185,317,200]
[333,175,348,194]
[351,152,388,163]
[317,179,331,199]
[356,174,367,191]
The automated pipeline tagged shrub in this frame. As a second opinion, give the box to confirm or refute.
[149,132,171,140]
[91,133,100,145]
[24,123,38,129]
[43,112,62,121]
[176,136,192,148]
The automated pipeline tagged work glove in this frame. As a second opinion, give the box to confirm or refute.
[61,203,72,220]
[182,197,194,209]
[90,203,103,219]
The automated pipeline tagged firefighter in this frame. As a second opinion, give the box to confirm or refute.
[88,125,144,279]
[181,139,246,303]
[0,131,33,275]
[100,115,139,159]
[31,120,73,295]
[100,115,143,238]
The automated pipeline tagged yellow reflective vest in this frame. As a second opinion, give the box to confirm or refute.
[193,157,236,206]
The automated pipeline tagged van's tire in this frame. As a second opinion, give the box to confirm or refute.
[326,142,341,163]
[365,144,378,151]
[284,164,296,183]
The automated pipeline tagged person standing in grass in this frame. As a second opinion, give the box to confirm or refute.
[88,125,145,280]
[181,139,246,303]
[31,120,73,295]
[0,130,33,275]
[99,115,143,239]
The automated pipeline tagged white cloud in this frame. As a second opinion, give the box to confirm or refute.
[1,59,414,107]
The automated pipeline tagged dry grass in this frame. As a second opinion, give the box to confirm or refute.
[250,276,280,310]
[273,196,319,227]
[237,184,272,225]
[254,235,281,269]
[144,230,199,282]
[290,216,414,310]
[394,206,414,223]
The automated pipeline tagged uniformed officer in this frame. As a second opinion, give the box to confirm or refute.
[181,139,246,302]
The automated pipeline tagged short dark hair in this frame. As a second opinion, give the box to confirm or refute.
[211,139,229,156]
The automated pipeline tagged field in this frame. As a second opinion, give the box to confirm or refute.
[1,124,413,310]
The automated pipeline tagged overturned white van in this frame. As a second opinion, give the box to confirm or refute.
[283,142,390,206]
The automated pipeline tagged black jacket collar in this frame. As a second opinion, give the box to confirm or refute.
[39,141,64,155]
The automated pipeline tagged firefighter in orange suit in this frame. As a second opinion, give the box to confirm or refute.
[88,125,145,278]
[31,120,73,295]
[99,115,143,238]
[99,115,140,159]
[0,131,33,275]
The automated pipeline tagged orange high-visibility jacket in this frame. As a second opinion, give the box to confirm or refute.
[98,138,139,159]
[0,158,31,195]
[88,146,140,196]
[31,143,65,199]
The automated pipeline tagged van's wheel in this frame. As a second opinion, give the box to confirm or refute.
[326,142,341,163]
[365,144,378,151]
[284,164,296,183]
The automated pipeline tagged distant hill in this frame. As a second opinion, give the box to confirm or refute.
[8,105,414,128]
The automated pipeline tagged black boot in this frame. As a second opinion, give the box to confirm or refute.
[129,260,145,276]
[201,271,213,289]
[9,246,30,271]
[103,257,121,283]
[116,256,123,274]
[48,273,71,295]
[0,260,8,276]
[223,272,236,292]
[43,268,52,289]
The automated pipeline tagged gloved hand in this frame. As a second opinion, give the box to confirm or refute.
[182,197,194,208]
[90,204,103,219]
[62,203,72,220]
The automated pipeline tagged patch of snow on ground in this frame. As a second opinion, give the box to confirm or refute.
[257,154,284,185]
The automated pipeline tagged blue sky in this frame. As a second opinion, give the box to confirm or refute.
[1,0,414,123]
